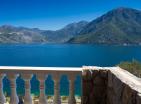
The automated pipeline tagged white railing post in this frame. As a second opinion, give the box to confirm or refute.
[0,74,6,104]
[53,74,61,104]
[7,74,19,104]
[68,74,76,104]
[22,74,33,104]
[37,74,47,104]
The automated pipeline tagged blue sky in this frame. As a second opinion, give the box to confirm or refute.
[0,0,141,30]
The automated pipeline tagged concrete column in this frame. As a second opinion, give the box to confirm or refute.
[37,74,47,104]
[7,74,19,104]
[22,74,33,104]
[53,74,61,104]
[0,74,6,104]
[68,75,76,104]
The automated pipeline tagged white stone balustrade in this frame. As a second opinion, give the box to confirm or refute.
[0,74,6,104]
[53,73,61,104]
[0,66,141,104]
[22,74,33,104]
[37,74,47,104]
[0,66,81,104]
[68,74,76,104]
[7,74,19,104]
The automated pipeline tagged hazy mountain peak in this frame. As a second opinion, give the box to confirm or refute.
[69,7,141,44]
[106,7,141,17]
[63,21,88,29]
[114,7,133,11]
[1,25,15,29]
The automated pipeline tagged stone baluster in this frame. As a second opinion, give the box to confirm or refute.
[37,74,47,104]
[68,74,76,104]
[0,74,6,104]
[7,74,19,104]
[53,74,61,104]
[22,74,33,104]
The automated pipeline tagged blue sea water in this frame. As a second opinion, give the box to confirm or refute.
[0,44,141,96]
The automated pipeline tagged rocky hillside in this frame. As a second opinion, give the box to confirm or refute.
[0,25,45,43]
[69,7,141,45]
[41,21,88,43]
[1,7,141,45]
[0,21,88,43]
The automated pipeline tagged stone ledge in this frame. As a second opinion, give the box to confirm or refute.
[110,67,141,93]
[82,67,141,104]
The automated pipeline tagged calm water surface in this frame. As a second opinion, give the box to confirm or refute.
[0,44,141,96]
[0,44,141,66]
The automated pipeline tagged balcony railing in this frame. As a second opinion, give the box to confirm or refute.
[0,66,82,104]
[1,66,141,104]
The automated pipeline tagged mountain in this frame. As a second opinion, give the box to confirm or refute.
[0,25,46,43]
[69,7,141,45]
[1,7,141,44]
[0,21,88,43]
[41,21,88,43]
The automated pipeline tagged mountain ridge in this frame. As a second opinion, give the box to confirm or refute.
[0,7,141,45]
[69,7,141,45]
[0,21,88,43]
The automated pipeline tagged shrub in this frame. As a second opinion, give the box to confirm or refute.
[118,59,141,78]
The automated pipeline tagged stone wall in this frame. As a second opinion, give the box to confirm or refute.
[82,67,141,104]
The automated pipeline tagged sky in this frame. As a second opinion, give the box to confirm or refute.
[0,0,141,30]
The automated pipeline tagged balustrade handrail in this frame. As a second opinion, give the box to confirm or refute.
[0,66,82,71]
[0,66,82,76]
[0,66,119,71]
[0,66,83,104]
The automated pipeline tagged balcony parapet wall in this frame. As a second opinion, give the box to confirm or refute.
[0,66,82,104]
[0,66,141,104]
[82,66,141,104]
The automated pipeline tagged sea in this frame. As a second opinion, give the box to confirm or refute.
[0,44,141,96]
